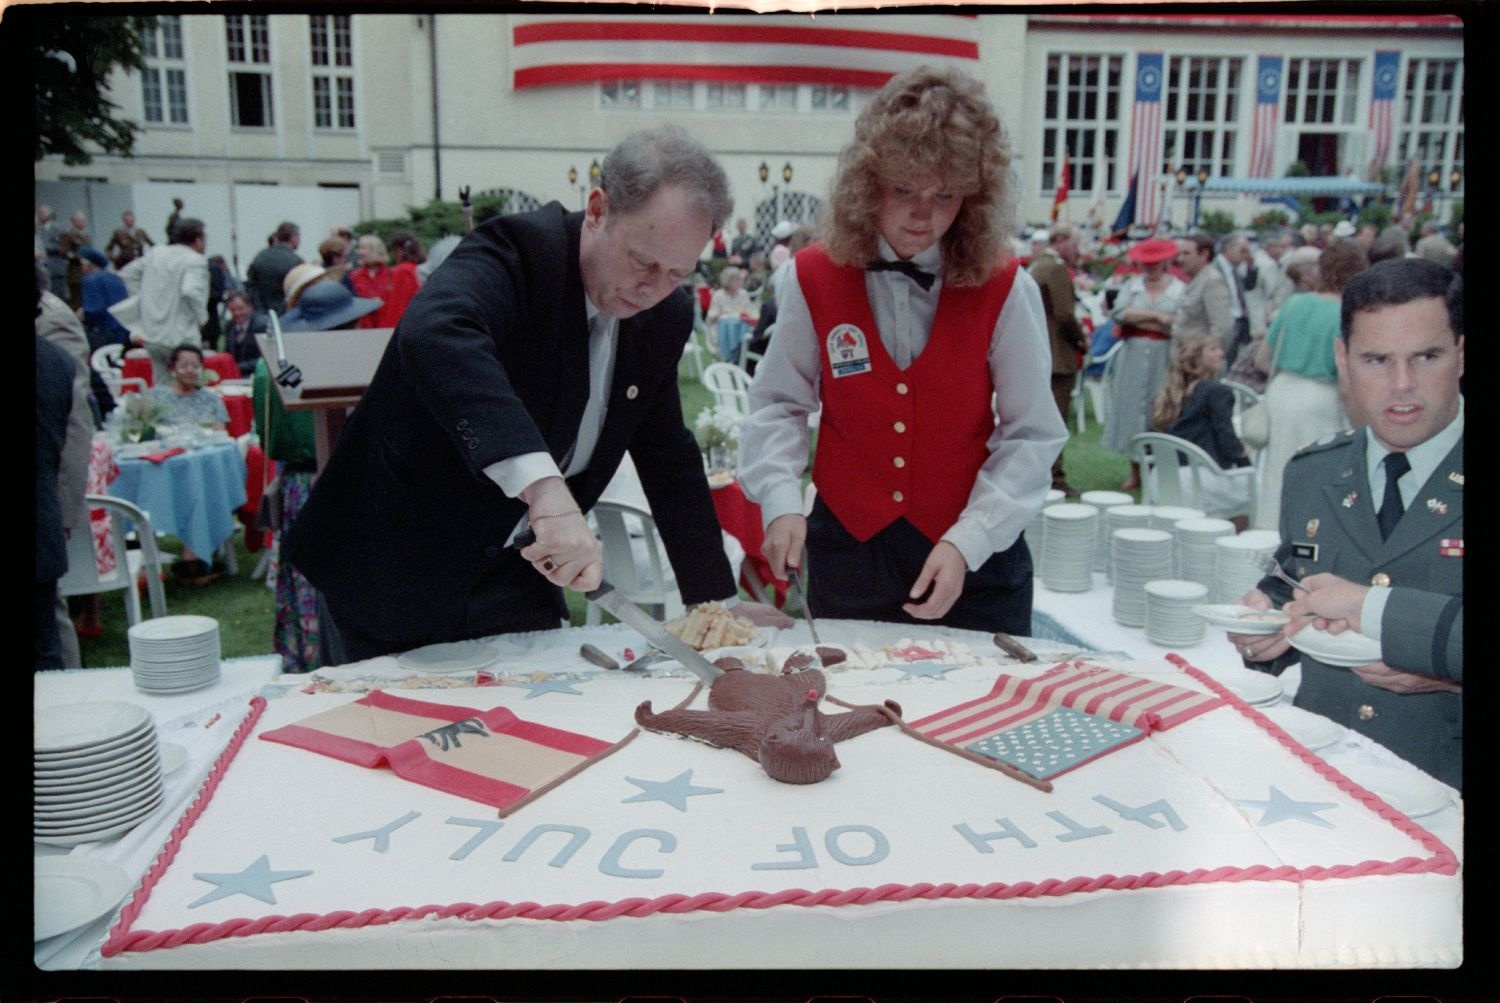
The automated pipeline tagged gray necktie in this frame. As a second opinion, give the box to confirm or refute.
[562,312,612,476]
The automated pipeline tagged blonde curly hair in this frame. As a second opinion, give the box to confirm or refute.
[822,66,1016,287]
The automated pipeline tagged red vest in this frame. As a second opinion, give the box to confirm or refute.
[800,245,1019,543]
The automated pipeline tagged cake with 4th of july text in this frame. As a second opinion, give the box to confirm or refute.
[98,641,1461,969]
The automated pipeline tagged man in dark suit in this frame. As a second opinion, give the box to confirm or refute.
[1230,258,1463,789]
[223,290,269,377]
[286,127,789,662]
[1028,224,1089,497]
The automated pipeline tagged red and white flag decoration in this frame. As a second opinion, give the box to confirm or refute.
[1248,55,1283,178]
[261,690,632,815]
[909,661,1226,779]
[509,14,980,90]
[1051,147,1070,222]
[1128,53,1165,228]
[1368,51,1401,179]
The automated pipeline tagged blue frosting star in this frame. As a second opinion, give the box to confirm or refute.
[189,855,313,908]
[899,661,961,680]
[1236,786,1340,828]
[516,678,584,698]
[622,769,724,812]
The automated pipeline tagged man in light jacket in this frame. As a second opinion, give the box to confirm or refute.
[112,218,209,384]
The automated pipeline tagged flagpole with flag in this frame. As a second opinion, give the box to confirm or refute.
[1109,172,1138,241]
[1398,156,1421,224]
[1051,147,1070,223]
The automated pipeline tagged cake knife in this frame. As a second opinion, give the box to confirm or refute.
[785,568,820,645]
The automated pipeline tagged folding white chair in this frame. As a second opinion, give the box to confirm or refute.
[1129,432,1257,523]
[586,500,684,625]
[701,362,751,421]
[58,495,169,627]
[1072,339,1122,434]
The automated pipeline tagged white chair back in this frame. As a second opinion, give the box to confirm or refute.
[587,500,684,625]
[702,361,751,420]
[58,495,169,626]
[1072,338,1123,433]
[90,344,124,376]
[1129,431,1256,523]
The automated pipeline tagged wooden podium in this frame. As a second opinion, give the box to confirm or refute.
[256,328,394,470]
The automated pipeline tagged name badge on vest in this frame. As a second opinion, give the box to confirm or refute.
[826,324,873,379]
[1290,543,1319,562]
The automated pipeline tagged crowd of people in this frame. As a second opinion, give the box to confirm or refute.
[36,65,1462,790]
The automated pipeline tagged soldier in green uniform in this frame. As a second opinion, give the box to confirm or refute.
[1229,258,1463,789]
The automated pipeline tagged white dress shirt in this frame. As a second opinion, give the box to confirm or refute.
[739,238,1067,570]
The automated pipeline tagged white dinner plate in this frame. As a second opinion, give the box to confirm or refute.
[1259,705,1346,752]
[1346,765,1454,819]
[34,729,158,770]
[1287,626,1383,668]
[34,857,135,941]
[159,742,188,775]
[35,786,164,827]
[126,614,219,642]
[1192,604,1292,634]
[34,701,152,754]
[395,639,500,674]
[1215,669,1284,706]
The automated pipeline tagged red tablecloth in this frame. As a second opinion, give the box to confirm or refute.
[219,393,253,439]
[710,479,787,607]
[205,352,240,385]
[121,355,152,389]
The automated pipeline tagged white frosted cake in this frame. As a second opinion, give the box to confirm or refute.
[98,643,1461,969]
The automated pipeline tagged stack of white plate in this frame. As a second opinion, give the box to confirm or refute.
[1143,579,1210,646]
[1080,491,1133,573]
[1025,489,1066,570]
[1173,517,1238,585]
[1213,533,1282,604]
[127,615,222,694]
[35,701,164,847]
[1102,504,1155,582]
[1110,528,1174,627]
[1039,503,1099,592]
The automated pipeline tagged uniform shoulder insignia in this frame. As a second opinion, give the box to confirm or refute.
[1290,433,1352,461]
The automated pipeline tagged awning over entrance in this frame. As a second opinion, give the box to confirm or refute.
[1196,176,1387,197]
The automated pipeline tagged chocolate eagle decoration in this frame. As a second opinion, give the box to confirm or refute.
[634,654,901,785]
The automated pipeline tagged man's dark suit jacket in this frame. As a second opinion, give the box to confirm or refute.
[284,204,734,652]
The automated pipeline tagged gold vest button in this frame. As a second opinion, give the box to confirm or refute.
[1371,572,1391,587]
[895,382,909,395]
[893,456,906,468]
[893,421,906,434]
[1357,704,1376,722]
[892,491,904,503]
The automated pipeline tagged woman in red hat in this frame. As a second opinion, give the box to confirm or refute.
[1102,236,1184,490]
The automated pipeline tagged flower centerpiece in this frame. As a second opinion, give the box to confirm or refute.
[694,403,741,474]
[120,392,172,444]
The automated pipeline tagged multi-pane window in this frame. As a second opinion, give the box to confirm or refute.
[1398,58,1464,195]
[226,14,273,128]
[141,15,189,125]
[653,81,694,109]
[1163,56,1242,179]
[1041,53,1124,193]
[600,80,642,108]
[705,82,747,109]
[1283,58,1361,125]
[310,15,355,129]
[758,84,798,111]
[810,85,849,111]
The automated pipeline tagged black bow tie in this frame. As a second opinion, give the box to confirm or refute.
[867,258,937,291]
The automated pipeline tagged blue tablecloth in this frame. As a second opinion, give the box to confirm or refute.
[716,316,751,361]
[108,441,248,559]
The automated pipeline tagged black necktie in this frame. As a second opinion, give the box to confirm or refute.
[867,258,936,291]
[1377,451,1411,540]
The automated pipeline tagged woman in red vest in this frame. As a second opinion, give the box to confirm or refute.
[739,66,1067,634]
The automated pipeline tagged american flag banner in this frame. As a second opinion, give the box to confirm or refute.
[909,662,1227,780]
[1248,56,1283,178]
[1127,53,1165,227]
[1368,50,1401,177]
[261,690,632,814]
[509,14,981,90]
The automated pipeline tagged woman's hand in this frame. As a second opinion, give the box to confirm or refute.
[761,514,807,581]
[902,541,967,621]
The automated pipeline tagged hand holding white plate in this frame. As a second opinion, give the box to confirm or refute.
[1192,604,1292,635]
[1287,625,1382,668]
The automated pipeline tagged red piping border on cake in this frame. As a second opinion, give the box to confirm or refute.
[102,660,1458,956]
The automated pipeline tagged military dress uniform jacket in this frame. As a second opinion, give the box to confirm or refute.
[1028,252,1088,377]
[284,204,734,652]
[1256,428,1463,788]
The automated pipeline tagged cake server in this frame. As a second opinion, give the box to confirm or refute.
[993,632,1038,663]
[785,568,820,645]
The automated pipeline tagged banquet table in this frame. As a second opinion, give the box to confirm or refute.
[33,616,1461,972]
[715,316,752,361]
[106,439,247,560]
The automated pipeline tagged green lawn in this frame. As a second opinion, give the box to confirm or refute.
[78,362,1132,669]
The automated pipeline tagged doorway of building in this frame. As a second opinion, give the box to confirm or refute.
[1297,133,1341,212]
